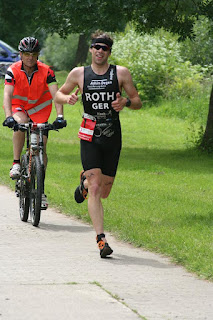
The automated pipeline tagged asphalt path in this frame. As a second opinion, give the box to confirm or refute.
[0,184,213,320]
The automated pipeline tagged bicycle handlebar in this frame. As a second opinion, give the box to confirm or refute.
[13,122,59,131]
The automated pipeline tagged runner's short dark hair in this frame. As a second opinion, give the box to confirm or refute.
[91,30,113,48]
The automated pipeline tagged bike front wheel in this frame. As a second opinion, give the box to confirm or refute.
[19,154,30,222]
[30,156,42,227]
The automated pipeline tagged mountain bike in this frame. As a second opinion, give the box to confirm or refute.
[14,122,61,227]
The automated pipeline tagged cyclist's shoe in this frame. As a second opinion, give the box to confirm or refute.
[74,171,88,203]
[10,164,21,180]
[41,194,48,210]
[96,233,113,258]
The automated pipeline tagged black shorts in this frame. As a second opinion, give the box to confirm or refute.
[80,127,122,177]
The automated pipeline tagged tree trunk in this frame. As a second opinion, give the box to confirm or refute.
[74,33,89,66]
[200,84,213,150]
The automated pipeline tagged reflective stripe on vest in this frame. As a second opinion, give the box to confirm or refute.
[12,95,28,101]
[27,99,52,115]
[13,90,50,105]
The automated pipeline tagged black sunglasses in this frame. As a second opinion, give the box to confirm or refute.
[92,44,110,51]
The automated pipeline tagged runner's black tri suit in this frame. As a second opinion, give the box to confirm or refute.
[80,64,122,177]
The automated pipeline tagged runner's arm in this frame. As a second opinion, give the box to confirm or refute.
[112,66,142,112]
[55,67,83,105]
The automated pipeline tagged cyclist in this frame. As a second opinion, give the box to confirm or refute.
[2,36,66,209]
[55,30,142,257]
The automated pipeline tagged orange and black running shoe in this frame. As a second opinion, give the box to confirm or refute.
[96,233,113,258]
[74,171,88,203]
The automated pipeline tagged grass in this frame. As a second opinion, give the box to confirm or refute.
[0,75,213,280]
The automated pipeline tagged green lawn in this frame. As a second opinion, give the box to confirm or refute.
[0,76,212,280]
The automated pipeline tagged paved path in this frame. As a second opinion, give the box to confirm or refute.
[0,185,213,320]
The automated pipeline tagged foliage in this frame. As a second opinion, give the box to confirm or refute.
[110,28,203,102]
[43,33,79,70]
[38,0,212,40]
[180,16,213,66]
[132,0,213,39]
[0,0,43,48]
[38,0,128,37]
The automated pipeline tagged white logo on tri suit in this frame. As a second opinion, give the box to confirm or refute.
[88,79,112,90]
[85,92,115,110]
[109,68,114,81]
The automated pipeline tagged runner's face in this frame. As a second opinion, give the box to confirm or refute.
[90,43,111,65]
[20,52,38,69]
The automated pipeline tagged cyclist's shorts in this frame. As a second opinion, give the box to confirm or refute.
[12,105,49,137]
[12,105,28,116]
[80,128,122,177]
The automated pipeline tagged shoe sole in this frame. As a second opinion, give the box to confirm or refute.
[10,175,20,180]
[40,205,48,210]
[100,246,113,258]
[74,186,86,203]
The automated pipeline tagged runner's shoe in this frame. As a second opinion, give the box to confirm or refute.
[74,171,88,203]
[96,234,113,258]
[41,194,48,210]
[10,164,21,180]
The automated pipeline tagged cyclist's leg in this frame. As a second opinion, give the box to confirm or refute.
[12,108,29,161]
[10,107,29,178]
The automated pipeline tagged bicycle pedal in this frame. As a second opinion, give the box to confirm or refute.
[40,206,48,210]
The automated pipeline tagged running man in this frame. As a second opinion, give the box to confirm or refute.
[55,30,142,257]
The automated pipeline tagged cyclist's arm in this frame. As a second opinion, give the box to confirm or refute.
[3,84,14,118]
[46,67,64,116]
[55,67,83,105]
[48,83,64,116]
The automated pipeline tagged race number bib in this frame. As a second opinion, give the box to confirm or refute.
[78,113,96,142]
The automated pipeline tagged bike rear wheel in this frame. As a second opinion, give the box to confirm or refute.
[30,156,42,227]
[19,154,30,222]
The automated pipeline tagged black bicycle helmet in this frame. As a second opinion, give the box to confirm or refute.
[18,37,40,52]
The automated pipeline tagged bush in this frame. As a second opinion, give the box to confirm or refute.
[43,33,79,71]
[110,28,203,103]
[180,16,213,67]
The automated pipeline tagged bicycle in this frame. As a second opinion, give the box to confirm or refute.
[13,122,61,227]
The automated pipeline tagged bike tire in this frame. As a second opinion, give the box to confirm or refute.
[30,156,42,227]
[19,154,30,222]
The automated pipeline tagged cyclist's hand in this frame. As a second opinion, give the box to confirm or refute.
[53,116,67,129]
[2,116,17,128]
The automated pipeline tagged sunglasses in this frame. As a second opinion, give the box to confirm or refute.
[92,44,110,52]
[23,52,38,57]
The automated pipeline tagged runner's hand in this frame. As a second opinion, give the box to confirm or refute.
[111,93,126,112]
[67,88,80,105]
[2,116,17,128]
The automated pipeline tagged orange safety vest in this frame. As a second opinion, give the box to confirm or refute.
[11,61,53,123]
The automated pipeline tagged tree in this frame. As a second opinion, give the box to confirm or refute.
[38,0,212,39]
[38,0,213,149]
[200,85,213,151]
[0,0,42,48]
[38,0,128,65]
[131,0,213,39]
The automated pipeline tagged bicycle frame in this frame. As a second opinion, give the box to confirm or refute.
[27,124,46,183]
[14,122,57,226]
